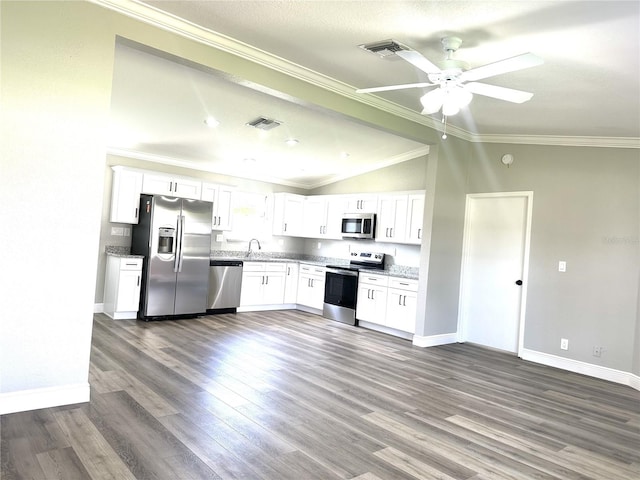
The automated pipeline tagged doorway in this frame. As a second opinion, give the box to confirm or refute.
[457,192,533,354]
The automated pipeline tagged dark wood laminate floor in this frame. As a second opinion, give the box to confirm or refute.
[2,311,639,479]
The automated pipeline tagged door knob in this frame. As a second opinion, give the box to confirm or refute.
[515,280,523,286]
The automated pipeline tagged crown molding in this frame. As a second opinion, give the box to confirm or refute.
[108,146,429,190]
[92,0,639,149]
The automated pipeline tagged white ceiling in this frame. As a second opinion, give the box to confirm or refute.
[104,0,640,189]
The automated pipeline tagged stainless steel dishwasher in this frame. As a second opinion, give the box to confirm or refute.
[207,260,243,313]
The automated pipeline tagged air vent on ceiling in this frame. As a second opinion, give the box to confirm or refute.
[359,39,411,58]
[246,116,282,130]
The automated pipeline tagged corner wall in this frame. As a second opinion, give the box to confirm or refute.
[0,1,116,412]
[466,143,639,375]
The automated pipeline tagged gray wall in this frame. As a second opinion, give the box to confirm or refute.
[466,143,639,373]
[311,155,428,195]
[420,138,471,337]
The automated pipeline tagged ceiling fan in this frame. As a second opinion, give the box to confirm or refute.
[356,37,543,118]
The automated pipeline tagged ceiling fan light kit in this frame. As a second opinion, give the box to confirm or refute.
[357,36,543,137]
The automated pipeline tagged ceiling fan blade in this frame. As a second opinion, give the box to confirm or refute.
[465,82,534,103]
[460,52,543,82]
[396,50,442,75]
[356,82,434,93]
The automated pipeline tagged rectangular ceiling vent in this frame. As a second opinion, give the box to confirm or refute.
[359,39,411,59]
[246,116,282,130]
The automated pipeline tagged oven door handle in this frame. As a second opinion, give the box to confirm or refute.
[325,267,358,277]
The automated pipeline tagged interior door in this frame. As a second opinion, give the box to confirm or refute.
[458,193,532,353]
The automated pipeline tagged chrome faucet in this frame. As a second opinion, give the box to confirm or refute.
[246,238,261,257]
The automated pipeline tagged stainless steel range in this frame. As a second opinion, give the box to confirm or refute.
[323,251,385,325]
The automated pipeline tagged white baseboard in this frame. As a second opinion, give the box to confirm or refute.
[94,303,104,313]
[237,304,296,313]
[521,348,640,391]
[412,332,458,347]
[0,383,90,415]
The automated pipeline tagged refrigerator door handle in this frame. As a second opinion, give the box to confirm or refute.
[177,215,186,272]
[174,214,182,273]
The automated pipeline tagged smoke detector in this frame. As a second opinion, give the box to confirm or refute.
[359,39,411,59]
[246,116,282,130]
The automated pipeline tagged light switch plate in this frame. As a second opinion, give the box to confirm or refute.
[558,261,566,272]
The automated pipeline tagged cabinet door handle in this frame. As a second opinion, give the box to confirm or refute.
[284,223,287,232]
[403,295,407,306]
[218,216,221,225]
[170,181,173,192]
[418,228,422,239]
[398,295,402,306]
[137,275,140,287]
[265,275,269,285]
[135,207,138,219]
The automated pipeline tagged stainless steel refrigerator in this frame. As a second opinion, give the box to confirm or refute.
[131,194,212,319]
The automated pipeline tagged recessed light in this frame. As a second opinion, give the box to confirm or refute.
[285,138,299,146]
[204,117,220,127]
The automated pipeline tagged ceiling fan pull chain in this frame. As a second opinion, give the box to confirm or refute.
[441,115,448,140]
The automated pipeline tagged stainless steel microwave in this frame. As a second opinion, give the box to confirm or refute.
[341,213,376,239]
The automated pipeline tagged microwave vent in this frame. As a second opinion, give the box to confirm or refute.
[246,116,282,130]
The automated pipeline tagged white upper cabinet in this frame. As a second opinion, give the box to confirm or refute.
[142,172,201,200]
[302,195,344,239]
[110,167,143,224]
[201,182,234,231]
[376,195,409,243]
[344,194,378,213]
[374,191,425,245]
[272,193,305,237]
[405,193,425,245]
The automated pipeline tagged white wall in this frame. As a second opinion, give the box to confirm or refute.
[0,2,115,413]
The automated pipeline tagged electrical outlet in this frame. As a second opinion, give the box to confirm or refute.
[593,346,604,357]
[123,227,130,237]
[110,226,124,236]
[317,242,322,249]
[560,338,569,350]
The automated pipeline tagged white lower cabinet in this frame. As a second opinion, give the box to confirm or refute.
[283,263,299,304]
[355,273,388,325]
[240,262,286,306]
[386,278,419,333]
[103,256,143,320]
[356,274,418,335]
[297,264,325,310]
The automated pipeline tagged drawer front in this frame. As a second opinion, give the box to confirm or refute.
[119,258,143,271]
[264,263,287,273]
[358,273,388,287]
[388,277,419,292]
[242,262,266,272]
[300,264,325,276]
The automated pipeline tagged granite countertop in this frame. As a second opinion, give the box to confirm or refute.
[210,250,419,280]
[105,246,144,259]
[103,246,418,279]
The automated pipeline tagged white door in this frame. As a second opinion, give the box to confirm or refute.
[458,193,532,353]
